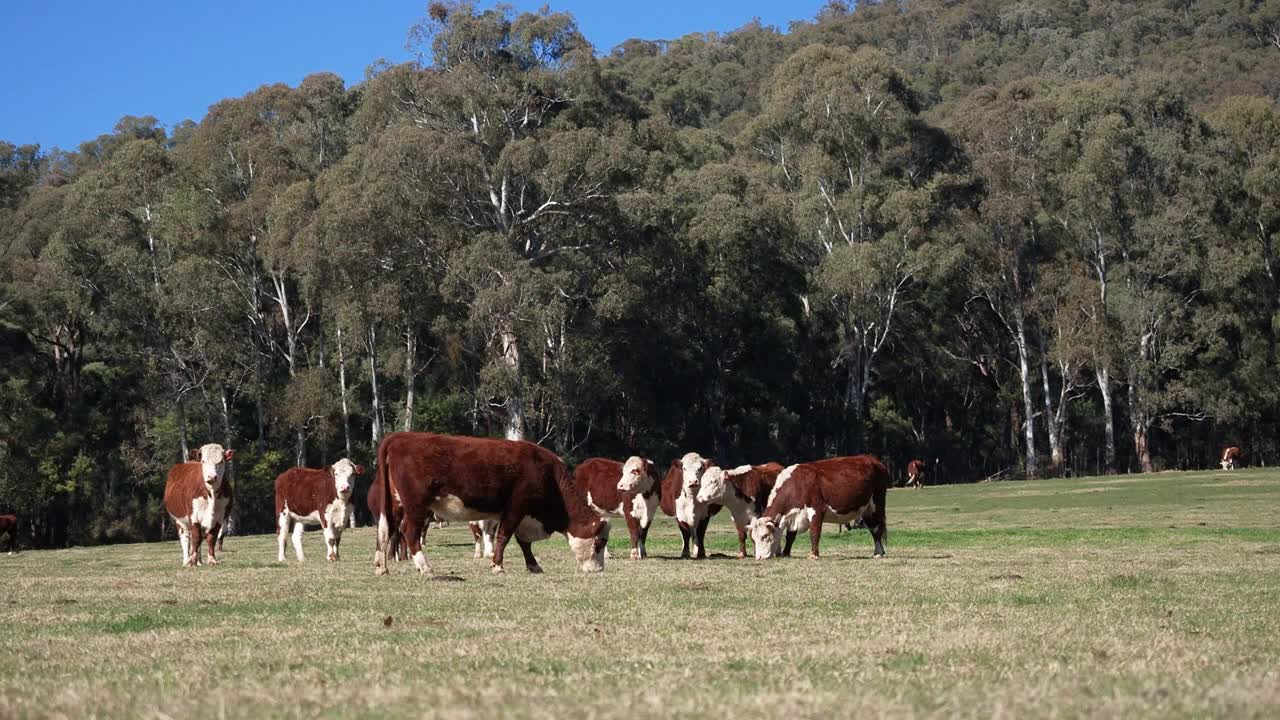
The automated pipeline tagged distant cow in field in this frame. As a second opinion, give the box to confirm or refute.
[163,443,235,566]
[695,462,786,558]
[0,514,16,553]
[1221,446,1242,471]
[275,459,363,562]
[580,456,661,559]
[372,432,609,575]
[906,459,926,488]
[650,453,721,559]
[748,455,889,560]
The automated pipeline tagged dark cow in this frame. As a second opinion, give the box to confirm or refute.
[1221,446,1242,471]
[650,453,721,559]
[906,459,926,488]
[372,432,609,575]
[275,459,363,562]
[0,514,16,553]
[695,462,786,558]
[579,456,661,559]
[749,455,889,560]
[163,443,235,567]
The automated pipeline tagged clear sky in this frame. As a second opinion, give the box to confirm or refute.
[0,1,826,151]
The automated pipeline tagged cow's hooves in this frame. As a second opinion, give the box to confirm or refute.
[491,564,505,575]
[736,552,746,559]
[208,558,219,566]
[375,566,389,576]
[629,550,640,560]
[807,553,820,560]
[526,564,544,574]
[873,553,886,559]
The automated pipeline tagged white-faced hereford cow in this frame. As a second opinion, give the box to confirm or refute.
[906,459,926,488]
[646,452,720,559]
[275,459,363,562]
[749,455,889,560]
[695,462,785,558]
[1221,446,1242,471]
[372,432,609,575]
[163,443,235,567]
[579,456,661,559]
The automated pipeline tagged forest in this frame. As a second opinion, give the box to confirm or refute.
[2,0,1279,547]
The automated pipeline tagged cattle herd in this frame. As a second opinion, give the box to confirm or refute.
[81,434,1247,571]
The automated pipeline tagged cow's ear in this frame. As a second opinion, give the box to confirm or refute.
[223,449,235,462]
[355,464,366,476]
[188,449,200,462]
[765,519,777,531]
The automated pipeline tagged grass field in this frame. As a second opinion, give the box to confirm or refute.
[2,468,1279,719]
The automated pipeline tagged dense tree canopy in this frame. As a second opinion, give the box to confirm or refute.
[3,0,1279,546]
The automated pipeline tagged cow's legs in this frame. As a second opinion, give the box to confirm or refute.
[178,526,191,566]
[332,530,342,561]
[206,523,221,565]
[470,522,484,558]
[694,514,711,559]
[323,523,338,562]
[729,508,751,559]
[807,509,826,559]
[781,530,797,557]
[291,521,306,562]
[189,525,204,566]
[402,511,431,575]
[516,538,542,573]
[491,510,523,574]
[277,513,290,562]
[637,520,651,560]
[480,520,496,558]
[677,523,692,559]
[622,502,642,560]
[867,489,888,558]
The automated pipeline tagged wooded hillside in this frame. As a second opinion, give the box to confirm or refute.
[3,0,1279,546]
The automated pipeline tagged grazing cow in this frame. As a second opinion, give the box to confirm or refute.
[0,514,16,553]
[648,453,720,559]
[748,455,889,560]
[695,462,786,558]
[469,520,497,558]
[579,456,661,559]
[906,459,926,488]
[372,432,609,575]
[1221,446,1242,471]
[163,443,235,567]
[275,459,363,562]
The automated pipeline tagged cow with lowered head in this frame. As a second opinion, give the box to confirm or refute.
[373,432,609,575]
[695,462,785,558]
[1220,446,1242,471]
[749,455,889,560]
[163,443,235,567]
[275,458,363,562]
[579,455,661,559]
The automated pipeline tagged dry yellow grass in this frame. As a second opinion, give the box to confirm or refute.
[1,468,1278,718]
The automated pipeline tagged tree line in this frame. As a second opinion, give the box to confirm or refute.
[2,0,1278,547]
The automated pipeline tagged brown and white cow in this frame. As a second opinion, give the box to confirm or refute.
[695,462,785,558]
[748,455,889,560]
[163,443,235,567]
[641,452,720,559]
[372,432,609,575]
[275,459,363,562]
[0,514,16,553]
[578,456,661,559]
[469,520,497,559]
[906,459,926,488]
[1221,446,1242,471]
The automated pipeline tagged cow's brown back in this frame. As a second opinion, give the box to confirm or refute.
[659,459,682,517]
[576,458,626,511]
[164,463,215,518]
[732,462,785,515]
[769,455,890,517]
[275,467,339,518]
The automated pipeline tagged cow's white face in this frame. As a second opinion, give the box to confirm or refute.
[749,517,779,560]
[696,466,727,504]
[194,444,234,486]
[680,452,710,496]
[331,458,363,497]
[568,519,610,573]
[616,456,656,494]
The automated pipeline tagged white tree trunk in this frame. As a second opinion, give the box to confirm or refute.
[501,327,526,441]
[368,325,384,448]
[1013,310,1038,478]
[336,325,352,458]
[1096,365,1116,473]
[404,327,416,432]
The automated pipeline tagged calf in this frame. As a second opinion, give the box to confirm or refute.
[0,514,16,553]
[163,443,235,567]
[906,459,926,488]
[695,462,785,558]
[748,455,889,560]
[372,432,609,575]
[1221,446,1242,471]
[579,456,661,559]
[647,453,720,559]
[275,459,363,562]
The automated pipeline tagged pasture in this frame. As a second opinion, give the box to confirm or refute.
[2,469,1278,719]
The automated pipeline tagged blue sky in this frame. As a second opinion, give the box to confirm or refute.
[1,1,825,151]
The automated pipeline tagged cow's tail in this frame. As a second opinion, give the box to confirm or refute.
[373,435,393,575]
